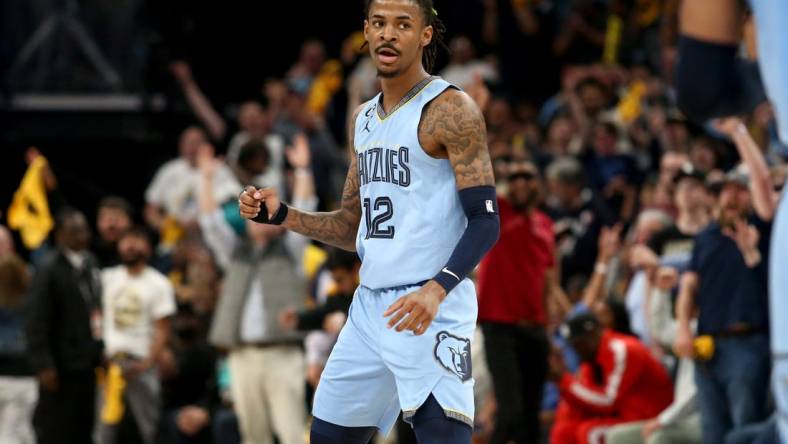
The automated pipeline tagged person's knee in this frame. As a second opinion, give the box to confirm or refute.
[411,395,472,444]
[310,417,377,444]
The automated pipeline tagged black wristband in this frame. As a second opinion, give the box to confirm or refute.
[251,202,289,225]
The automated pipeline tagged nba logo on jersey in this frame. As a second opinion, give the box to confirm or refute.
[485,200,494,213]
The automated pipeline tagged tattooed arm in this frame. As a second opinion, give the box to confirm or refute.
[420,88,495,188]
[239,106,362,251]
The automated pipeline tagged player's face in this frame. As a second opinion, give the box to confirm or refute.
[364,0,433,78]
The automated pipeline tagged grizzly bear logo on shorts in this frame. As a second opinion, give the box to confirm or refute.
[434,331,472,382]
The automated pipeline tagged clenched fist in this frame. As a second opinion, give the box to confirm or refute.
[238,186,280,221]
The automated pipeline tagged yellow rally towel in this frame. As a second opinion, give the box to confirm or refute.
[7,156,54,250]
[307,60,344,115]
[303,244,328,280]
[602,14,623,65]
[617,81,647,124]
[100,363,127,425]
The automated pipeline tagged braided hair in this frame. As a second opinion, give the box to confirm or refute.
[364,0,448,73]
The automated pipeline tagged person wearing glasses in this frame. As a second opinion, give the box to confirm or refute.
[476,160,565,444]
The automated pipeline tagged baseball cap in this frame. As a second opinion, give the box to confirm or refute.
[673,162,706,185]
[558,312,600,341]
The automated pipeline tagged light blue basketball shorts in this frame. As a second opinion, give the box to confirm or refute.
[312,279,477,436]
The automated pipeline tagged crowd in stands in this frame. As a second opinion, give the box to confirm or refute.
[1,0,786,443]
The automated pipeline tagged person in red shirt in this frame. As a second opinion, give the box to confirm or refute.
[477,160,563,444]
[549,313,674,444]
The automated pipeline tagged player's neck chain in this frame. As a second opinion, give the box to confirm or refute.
[377,75,438,120]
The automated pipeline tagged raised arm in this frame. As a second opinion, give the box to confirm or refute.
[238,106,363,251]
[715,117,776,221]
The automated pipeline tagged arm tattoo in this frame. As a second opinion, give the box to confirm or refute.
[282,106,363,251]
[420,90,495,189]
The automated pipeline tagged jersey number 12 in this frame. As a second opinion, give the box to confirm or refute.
[363,197,395,239]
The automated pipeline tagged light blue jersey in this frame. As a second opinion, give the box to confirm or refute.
[353,77,465,289]
[312,77,477,435]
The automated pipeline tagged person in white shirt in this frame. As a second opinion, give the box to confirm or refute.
[144,126,241,250]
[98,226,176,444]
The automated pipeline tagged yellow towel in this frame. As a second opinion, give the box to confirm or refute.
[603,15,623,65]
[7,156,54,250]
[617,81,647,124]
[100,363,127,424]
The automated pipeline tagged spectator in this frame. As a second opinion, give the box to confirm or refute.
[272,85,344,209]
[144,126,241,251]
[198,140,315,444]
[605,260,704,444]
[674,117,777,444]
[582,121,639,221]
[98,226,175,444]
[545,157,616,286]
[481,0,560,102]
[226,103,286,192]
[92,196,134,268]
[439,35,497,89]
[158,306,220,444]
[622,208,672,343]
[279,248,359,389]
[0,227,35,444]
[549,312,674,444]
[476,160,561,444]
[553,0,607,65]
[26,208,103,444]
[0,224,15,258]
[169,61,288,192]
[286,39,327,93]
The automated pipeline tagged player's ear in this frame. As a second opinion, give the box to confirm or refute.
[421,24,433,49]
[364,20,370,41]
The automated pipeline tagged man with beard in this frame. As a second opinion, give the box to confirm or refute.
[476,161,562,444]
[674,165,774,443]
[98,226,176,444]
[92,197,134,268]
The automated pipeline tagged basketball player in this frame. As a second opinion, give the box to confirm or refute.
[238,1,499,442]
[676,2,788,441]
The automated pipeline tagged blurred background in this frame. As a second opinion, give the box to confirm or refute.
[1,0,785,443]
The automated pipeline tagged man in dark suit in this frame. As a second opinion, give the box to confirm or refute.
[26,208,103,444]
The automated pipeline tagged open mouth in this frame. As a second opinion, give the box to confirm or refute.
[376,47,400,64]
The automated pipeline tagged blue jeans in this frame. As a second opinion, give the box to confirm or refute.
[695,334,771,444]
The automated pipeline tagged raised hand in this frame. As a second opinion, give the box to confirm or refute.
[723,219,761,267]
[286,133,312,169]
[597,223,623,263]
[169,61,194,85]
[712,116,745,137]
